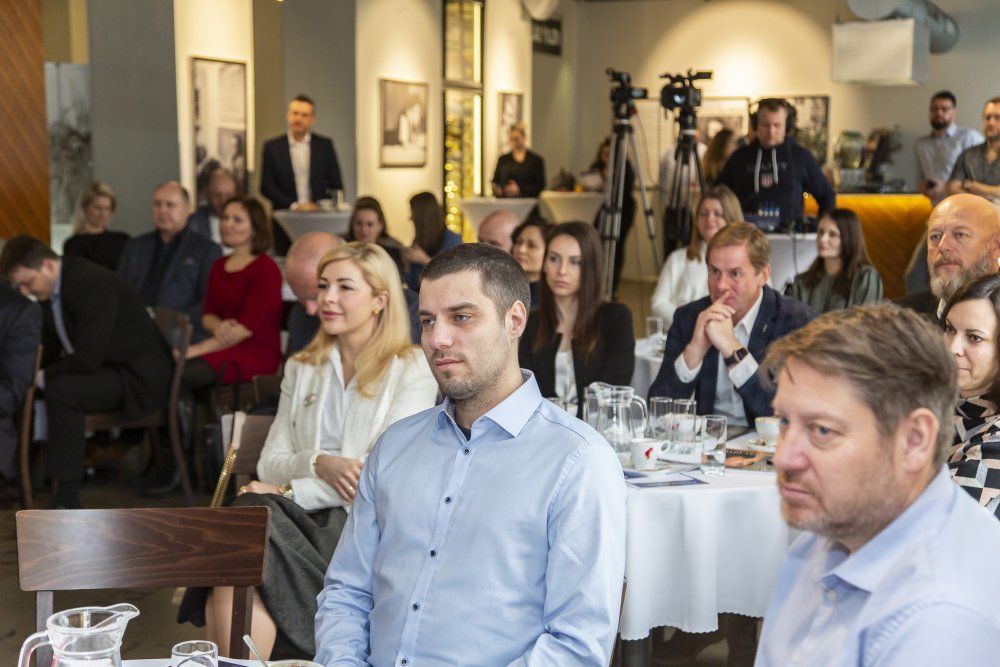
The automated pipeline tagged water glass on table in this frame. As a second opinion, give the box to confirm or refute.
[171,641,218,667]
[671,398,698,454]
[648,397,673,441]
[700,415,728,476]
[646,316,666,355]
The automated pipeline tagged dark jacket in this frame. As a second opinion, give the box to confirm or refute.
[648,286,816,423]
[519,302,635,418]
[117,227,221,342]
[43,257,173,420]
[895,289,940,326]
[0,288,41,478]
[260,133,343,209]
[717,138,835,222]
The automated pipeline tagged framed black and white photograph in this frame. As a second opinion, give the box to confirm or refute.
[786,95,830,164]
[498,91,524,155]
[696,97,751,143]
[380,78,428,168]
[191,57,247,203]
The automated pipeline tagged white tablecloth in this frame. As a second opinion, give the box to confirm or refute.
[273,209,351,242]
[767,233,817,294]
[631,338,663,400]
[459,197,536,233]
[538,191,605,223]
[621,469,791,640]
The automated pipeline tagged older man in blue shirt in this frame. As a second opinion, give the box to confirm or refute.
[314,243,627,666]
[756,304,1000,666]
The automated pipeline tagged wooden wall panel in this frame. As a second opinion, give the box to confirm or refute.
[0,0,49,242]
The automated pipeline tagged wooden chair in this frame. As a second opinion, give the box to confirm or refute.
[84,307,195,505]
[252,373,282,406]
[16,506,270,660]
[211,412,275,507]
[17,345,43,509]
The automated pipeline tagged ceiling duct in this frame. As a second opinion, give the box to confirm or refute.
[846,0,958,52]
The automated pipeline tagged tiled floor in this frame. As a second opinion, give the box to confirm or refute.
[1,278,731,666]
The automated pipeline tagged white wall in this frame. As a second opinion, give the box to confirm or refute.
[531,0,577,181]
[356,0,442,242]
[174,0,255,200]
[548,0,1000,279]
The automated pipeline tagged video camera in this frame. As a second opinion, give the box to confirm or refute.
[660,69,712,115]
[607,69,647,118]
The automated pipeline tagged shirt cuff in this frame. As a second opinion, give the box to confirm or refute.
[728,353,759,389]
[308,450,325,478]
[674,354,701,383]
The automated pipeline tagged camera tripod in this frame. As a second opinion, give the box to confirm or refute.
[662,109,706,257]
[598,88,661,299]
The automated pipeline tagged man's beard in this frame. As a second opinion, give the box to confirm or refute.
[432,334,511,404]
[931,119,949,131]
[930,248,996,302]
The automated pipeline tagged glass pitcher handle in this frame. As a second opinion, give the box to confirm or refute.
[17,630,49,667]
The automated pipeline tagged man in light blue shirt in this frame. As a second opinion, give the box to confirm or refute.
[756,304,1000,666]
[314,243,627,666]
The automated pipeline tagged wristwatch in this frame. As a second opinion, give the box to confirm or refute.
[277,483,295,501]
[724,347,750,369]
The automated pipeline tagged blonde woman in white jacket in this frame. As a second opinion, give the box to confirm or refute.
[650,185,744,328]
[187,242,438,660]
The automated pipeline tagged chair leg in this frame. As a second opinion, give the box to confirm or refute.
[166,415,195,506]
[229,586,254,660]
[19,438,33,510]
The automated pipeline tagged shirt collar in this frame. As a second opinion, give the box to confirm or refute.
[435,370,543,439]
[288,131,312,146]
[823,467,953,593]
[942,123,959,138]
[735,288,765,337]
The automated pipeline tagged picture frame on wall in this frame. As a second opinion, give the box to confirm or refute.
[785,95,830,164]
[498,91,524,155]
[696,97,751,143]
[191,57,247,203]
[380,78,428,168]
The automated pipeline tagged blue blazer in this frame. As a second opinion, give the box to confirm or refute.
[648,285,815,422]
[117,227,222,342]
[260,133,343,209]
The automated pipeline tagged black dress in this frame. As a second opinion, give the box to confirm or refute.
[63,231,131,271]
[492,150,546,198]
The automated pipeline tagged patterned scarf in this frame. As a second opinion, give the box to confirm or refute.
[950,396,1000,518]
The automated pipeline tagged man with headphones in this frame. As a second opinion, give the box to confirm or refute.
[717,98,835,229]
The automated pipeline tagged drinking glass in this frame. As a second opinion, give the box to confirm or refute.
[582,383,612,428]
[671,398,697,454]
[700,415,728,476]
[646,316,666,355]
[648,397,673,440]
[171,641,218,667]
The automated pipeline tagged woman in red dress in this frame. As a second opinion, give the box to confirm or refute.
[184,196,283,387]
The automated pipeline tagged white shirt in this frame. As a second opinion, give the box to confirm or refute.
[650,244,709,329]
[289,131,312,203]
[319,342,357,458]
[554,349,578,406]
[672,289,765,427]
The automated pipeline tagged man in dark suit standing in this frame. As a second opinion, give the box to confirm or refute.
[260,94,344,255]
[649,222,815,427]
[1,236,173,508]
[0,281,41,484]
[118,181,221,342]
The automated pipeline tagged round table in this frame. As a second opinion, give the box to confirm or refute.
[458,197,536,234]
[273,209,351,242]
[538,191,606,223]
[767,233,817,294]
[621,469,791,641]
[631,338,663,399]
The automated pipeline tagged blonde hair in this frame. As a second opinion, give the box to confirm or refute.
[72,181,117,233]
[294,242,414,398]
[686,185,744,261]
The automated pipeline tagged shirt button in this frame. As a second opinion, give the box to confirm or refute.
[827,589,838,601]
[791,655,800,663]
[444,496,452,504]
[429,550,436,557]
[463,448,470,455]
[412,603,420,610]
[400,660,408,666]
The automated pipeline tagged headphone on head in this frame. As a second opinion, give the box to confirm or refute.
[748,98,797,134]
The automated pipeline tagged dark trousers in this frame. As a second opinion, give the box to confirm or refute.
[44,367,124,482]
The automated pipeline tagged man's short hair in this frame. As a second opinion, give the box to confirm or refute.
[154,180,191,204]
[0,235,58,276]
[986,96,1000,109]
[761,304,956,467]
[706,222,771,272]
[932,90,957,106]
[422,243,530,321]
[293,93,316,109]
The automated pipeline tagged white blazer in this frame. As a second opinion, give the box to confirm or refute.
[257,346,438,510]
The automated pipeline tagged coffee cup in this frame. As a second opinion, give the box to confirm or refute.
[630,438,667,471]
[755,416,781,448]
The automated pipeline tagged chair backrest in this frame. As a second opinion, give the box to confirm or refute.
[211,413,276,507]
[16,506,269,660]
[152,306,192,413]
[252,373,282,406]
[17,345,43,509]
